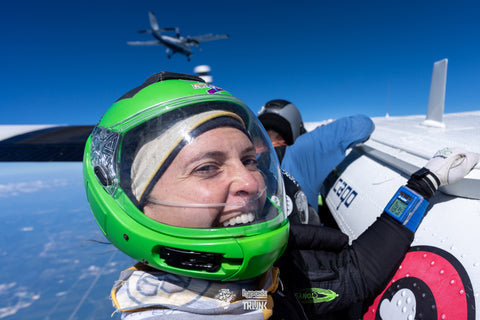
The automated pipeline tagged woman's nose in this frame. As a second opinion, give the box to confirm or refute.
[229,163,261,197]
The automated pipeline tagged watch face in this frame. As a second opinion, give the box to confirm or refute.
[388,189,415,218]
[385,186,427,232]
[388,198,408,217]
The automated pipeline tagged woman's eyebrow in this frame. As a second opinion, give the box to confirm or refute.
[242,145,256,156]
[188,144,256,163]
[189,151,227,163]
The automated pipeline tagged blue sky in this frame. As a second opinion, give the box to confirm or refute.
[1,0,479,125]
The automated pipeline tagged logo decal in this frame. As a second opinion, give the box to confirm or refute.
[207,86,224,94]
[215,288,236,305]
[191,82,225,94]
[242,289,268,310]
[332,178,358,210]
[295,288,339,304]
[192,82,209,89]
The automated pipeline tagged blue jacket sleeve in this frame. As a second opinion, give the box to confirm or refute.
[281,114,375,207]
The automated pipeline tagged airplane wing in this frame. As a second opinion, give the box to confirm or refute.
[187,33,229,46]
[368,111,480,198]
[0,124,134,319]
[127,40,162,46]
[190,33,229,42]
[323,110,480,237]
[0,125,93,161]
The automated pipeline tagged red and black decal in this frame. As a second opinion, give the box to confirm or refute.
[364,245,475,320]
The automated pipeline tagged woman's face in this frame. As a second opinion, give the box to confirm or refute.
[144,127,266,228]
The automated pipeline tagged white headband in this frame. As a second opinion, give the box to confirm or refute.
[131,110,246,205]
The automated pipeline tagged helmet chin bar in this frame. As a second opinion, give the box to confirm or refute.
[159,247,225,272]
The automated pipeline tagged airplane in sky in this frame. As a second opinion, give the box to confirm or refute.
[127,11,229,61]
[0,59,479,319]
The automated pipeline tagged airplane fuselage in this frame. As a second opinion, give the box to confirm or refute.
[127,11,228,60]
[315,109,479,320]
[153,32,192,57]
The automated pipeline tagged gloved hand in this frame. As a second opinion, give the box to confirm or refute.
[424,147,479,186]
[407,147,479,200]
[275,218,414,316]
[274,224,349,316]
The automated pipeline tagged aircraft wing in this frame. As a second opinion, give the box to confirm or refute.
[0,124,134,319]
[188,33,229,44]
[0,125,93,161]
[127,40,162,46]
[367,111,480,199]
[323,110,480,238]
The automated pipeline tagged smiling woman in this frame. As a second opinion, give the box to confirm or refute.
[84,71,288,281]
[82,71,293,319]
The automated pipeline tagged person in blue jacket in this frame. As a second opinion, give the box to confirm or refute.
[258,99,375,209]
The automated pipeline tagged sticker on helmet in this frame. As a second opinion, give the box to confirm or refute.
[192,82,210,89]
[191,82,224,94]
[207,86,224,94]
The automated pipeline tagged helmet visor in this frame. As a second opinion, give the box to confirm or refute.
[91,95,286,233]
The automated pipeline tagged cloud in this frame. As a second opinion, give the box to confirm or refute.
[0,283,40,318]
[0,179,68,198]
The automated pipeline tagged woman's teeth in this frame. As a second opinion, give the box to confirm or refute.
[223,212,255,227]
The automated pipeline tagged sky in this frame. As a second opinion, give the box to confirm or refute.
[1,0,480,125]
[0,162,132,319]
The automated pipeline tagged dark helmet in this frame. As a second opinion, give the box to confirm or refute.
[257,99,306,145]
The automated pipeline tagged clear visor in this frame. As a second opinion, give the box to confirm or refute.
[146,185,275,228]
[91,97,286,231]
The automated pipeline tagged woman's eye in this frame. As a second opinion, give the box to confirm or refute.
[243,157,258,168]
[194,164,219,175]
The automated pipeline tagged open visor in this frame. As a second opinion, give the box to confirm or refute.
[90,95,287,233]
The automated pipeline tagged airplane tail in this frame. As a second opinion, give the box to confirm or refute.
[146,11,178,36]
[148,11,160,31]
[422,58,448,127]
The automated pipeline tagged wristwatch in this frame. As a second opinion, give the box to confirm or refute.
[384,186,429,232]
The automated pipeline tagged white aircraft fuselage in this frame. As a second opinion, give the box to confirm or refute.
[153,33,192,57]
[318,111,479,319]
[302,59,479,319]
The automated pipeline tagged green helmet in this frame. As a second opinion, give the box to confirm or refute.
[83,71,289,281]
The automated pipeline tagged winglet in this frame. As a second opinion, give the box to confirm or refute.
[422,58,448,128]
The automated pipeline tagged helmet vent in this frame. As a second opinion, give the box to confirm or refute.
[160,247,222,272]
